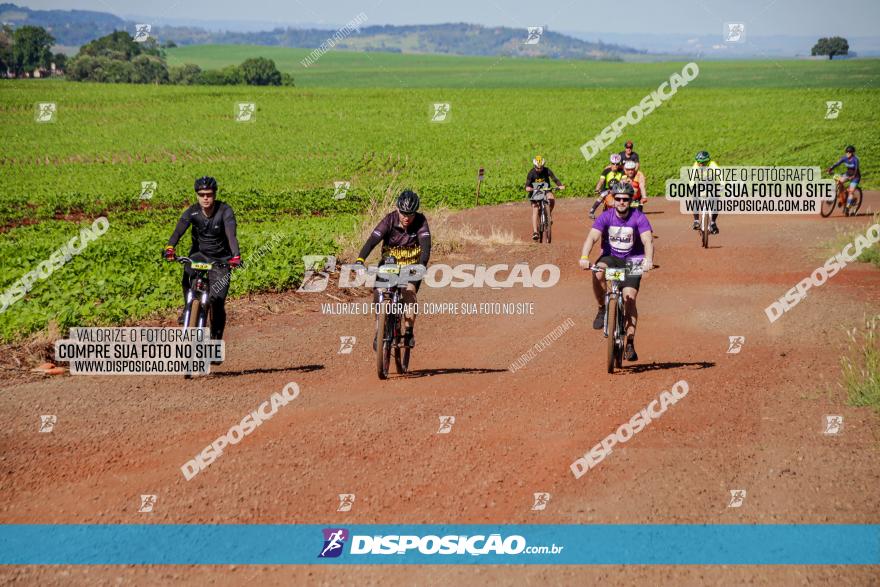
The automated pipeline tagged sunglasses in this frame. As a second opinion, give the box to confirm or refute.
[399,211,415,218]
[614,197,631,202]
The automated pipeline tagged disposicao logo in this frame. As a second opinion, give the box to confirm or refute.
[319,528,349,558]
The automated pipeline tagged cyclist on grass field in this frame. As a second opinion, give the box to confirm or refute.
[356,190,431,349]
[589,154,625,219]
[826,145,861,207]
[164,176,241,342]
[525,155,565,241]
[692,150,720,234]
[578,181,654,362]
[620,160,647,208]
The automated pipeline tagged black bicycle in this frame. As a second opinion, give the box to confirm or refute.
[175,256,231,378]
[530,182,562,244]
[590,260,657,374]
[373,256,417,380]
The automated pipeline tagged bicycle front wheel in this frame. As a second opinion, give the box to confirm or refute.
[606,301,617,374]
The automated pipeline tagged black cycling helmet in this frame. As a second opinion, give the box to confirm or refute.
[397,190,420,214]
[194,176,218,192]
[612,182,635,197]
[695,151,710,163]
[845,145,856,153]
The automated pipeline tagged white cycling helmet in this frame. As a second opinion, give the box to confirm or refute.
[533,155,545,167]
[609,153,622,165]
[624,161,637,170]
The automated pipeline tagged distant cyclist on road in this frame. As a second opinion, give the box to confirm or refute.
[589,154,625,219]
[164,176,241,342]
[692,150,720,234]
[525,155,565,241]
[827,145,861,208]
[578,182,654,361]
[356,190,431,348]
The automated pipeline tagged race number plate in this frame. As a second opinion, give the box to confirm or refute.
[190,262,213,271]
[378,265,400,275]
[605,268,626,282]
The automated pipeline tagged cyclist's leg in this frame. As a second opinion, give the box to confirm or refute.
[547,193,556,214]
[530,201,539,235]
[847,179,858,203]
[622,287,639,338]
[208,264,231,340]
[402,282,418,331]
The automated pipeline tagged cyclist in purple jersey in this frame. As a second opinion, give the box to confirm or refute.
[578,182,654,361]
[827,145,861,207]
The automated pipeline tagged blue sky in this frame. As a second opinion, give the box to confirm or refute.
[17,0,880,37]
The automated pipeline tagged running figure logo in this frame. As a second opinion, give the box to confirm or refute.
[35,102,56,123]
[333,181,350,200]
[431,103,450,123]
[825,101,843,120]
[437,416,455,434]
[524,26,544,45]
[297,255,337,292]
[337,494,355,512]
[235,102,256,122]
[724,23,745,43]
[338,336,356,354]
[531,492,551,511]
[140,181,157,200]
[138,494,157,513]
[727,336,745,354]
[823,415,843,435]
[39,415,57,433]
[134,24,151,42]
[318,528,349,558]
[727,489,746,508]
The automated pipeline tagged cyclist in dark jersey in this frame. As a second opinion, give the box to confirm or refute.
[356,190,431,348]
[827,145,861,207]
[525,155,565,241]
[164,176,241,342]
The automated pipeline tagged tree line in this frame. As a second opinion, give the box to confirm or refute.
[2,26,293,85]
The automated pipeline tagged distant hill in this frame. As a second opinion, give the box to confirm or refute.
[0,2,125,46]
[0,3,640,60]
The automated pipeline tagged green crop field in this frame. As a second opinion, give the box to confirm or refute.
[1,51,879,342]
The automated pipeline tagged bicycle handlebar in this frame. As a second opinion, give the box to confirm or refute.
[174,256,233,269]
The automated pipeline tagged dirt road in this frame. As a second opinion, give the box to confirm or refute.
[2,194,879,584]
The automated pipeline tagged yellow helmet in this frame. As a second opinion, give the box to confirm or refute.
[533,155,545,167]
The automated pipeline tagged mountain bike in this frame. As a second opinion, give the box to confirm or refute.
[821,174,863,217]
[374,257,418,380]
[176,256,231,378]
[530,182,562,244]
[590,260,655,374]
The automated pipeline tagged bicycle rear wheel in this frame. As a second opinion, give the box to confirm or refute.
[845,187,863,216]
[606,301,617,374]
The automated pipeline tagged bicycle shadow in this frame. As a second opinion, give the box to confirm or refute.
[209,364,324,378]
[621,361,715,374]
[405,367,508,378]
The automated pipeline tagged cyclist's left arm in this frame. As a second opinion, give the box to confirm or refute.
[221,206,241,257]
[417,220,432,267]
[638,215,654,269]
[547,167,563,187]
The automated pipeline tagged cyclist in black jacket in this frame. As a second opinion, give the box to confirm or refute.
[164,176,241,340]
[356,190,430,348]
[525,155,565,241]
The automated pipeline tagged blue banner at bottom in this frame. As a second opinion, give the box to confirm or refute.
[1,525,878,565]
